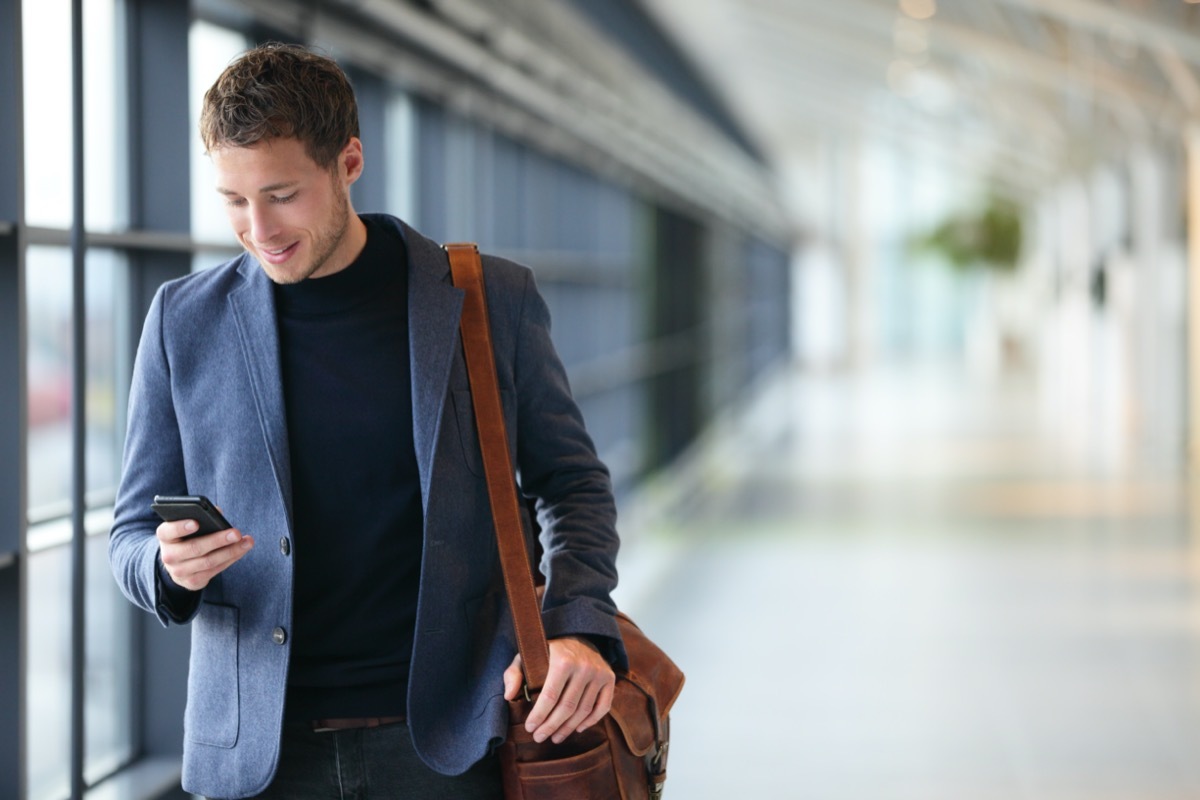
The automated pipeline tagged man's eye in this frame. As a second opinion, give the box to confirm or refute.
[271,193,297,204]
[225,197,247,208]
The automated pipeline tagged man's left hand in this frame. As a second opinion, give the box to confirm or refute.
[502,636,615,744]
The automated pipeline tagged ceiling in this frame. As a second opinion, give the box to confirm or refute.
[640,0,1200,200]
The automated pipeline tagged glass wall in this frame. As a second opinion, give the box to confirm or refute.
[25,247,134,800]
[4,3,792,797]
[22,0,138,797]
[189,21,247,247]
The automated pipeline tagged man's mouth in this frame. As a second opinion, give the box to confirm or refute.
[258,241,298,264]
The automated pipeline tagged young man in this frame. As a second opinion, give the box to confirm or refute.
[109,43,623,800]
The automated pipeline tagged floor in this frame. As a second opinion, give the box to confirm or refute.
[614,361,1200,800]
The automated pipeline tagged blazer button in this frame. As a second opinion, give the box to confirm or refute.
[272,627,287,645]
[279,537,291,556]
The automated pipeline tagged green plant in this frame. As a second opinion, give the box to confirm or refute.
[913,196,1023,272]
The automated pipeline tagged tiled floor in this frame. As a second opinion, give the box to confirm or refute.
[615,362,1200,800]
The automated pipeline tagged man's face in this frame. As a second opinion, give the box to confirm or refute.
[211,136,364,284]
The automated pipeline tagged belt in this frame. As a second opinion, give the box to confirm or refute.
[311,715,406,733]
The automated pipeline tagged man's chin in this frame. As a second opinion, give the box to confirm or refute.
[257,260,310,285]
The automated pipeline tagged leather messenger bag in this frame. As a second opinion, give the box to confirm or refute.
[447,243,685,800]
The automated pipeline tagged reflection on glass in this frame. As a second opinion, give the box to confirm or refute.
[189,21,247,246]
[23,0,72,228]
[85,529,134,784]
[26,247,72,514]
[86,250,127,502]
[25,531,133,800]
[25,546,70,800]
[84,0,126,232]
[23,0,122,230]
[26,248,128,518]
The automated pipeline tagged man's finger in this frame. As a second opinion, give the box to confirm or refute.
[156,518,201,543]
[524,667,568,737]
[503,654,524,701]
[578,680,614,732]
[165,535,254,591]
[554,680,601,743]
[160,528,245,566]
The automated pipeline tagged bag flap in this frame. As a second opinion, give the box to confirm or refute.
[607,611,685,756]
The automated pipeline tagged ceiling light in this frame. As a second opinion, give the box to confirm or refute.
[900,0,937,20]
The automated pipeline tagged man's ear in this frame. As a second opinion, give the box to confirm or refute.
[340,137,365,185]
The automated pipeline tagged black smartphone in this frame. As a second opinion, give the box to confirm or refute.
[151,495,232,537]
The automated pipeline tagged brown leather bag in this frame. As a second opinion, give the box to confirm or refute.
[447,244,685,800]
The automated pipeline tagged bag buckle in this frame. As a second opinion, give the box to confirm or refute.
[651,741,669,771]
[648,741,669,799]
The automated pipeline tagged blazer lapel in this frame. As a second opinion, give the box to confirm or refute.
[399,221,465,506]
[228,256,293,527]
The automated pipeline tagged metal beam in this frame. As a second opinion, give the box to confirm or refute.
[216,0,791,240]
[1188,125,1200,469]
[741,0,1175,125]
[1154,45,1200,117]
[994,0,1200,67]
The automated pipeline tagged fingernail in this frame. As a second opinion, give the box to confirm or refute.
[241,538,252,549]
[185,521,198,533]
[533,732,546,743]
[226,531,239,543]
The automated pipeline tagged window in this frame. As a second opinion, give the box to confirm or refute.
[189,21,247,246]
[22,0,72,229]
[26,248,128,520]
[386,91,417,226]
[25,249,132,800]
[23,0,126,231]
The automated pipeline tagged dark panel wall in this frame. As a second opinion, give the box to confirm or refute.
[648,207,706,469]
[563,0,762,162]
[0,0,21,794]
[348,67,388,215]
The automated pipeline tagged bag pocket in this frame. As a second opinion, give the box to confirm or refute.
[511,740,621,800]
[184,602,240,748]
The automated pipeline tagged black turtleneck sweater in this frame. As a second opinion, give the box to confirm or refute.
[274,217,421,721]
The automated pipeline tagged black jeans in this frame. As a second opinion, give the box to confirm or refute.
[227,719,503,800]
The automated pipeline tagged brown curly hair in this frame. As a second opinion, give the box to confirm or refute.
[200,42,360,169]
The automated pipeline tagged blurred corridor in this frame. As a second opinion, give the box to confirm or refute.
[618,359,1196,800]
[12,0,1200,797]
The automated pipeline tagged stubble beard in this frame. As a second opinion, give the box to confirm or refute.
[266,180,352,285]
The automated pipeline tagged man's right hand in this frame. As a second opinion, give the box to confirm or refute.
[157,519,254,591]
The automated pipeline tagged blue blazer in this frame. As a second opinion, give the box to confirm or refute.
[108,215,624,799]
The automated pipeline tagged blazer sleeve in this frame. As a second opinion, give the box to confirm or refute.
[508,269,628,669]
[108,284,203,627]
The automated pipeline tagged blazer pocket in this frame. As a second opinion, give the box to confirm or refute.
[452,389,514,477]
[185,602,240,748]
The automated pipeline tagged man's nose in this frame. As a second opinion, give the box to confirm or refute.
[248,205,281,244]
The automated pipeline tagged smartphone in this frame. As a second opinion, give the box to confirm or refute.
[151,495,232,537]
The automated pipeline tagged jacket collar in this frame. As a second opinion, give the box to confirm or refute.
[226,214,465,518]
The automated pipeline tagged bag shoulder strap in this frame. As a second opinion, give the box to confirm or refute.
[445,242,551,693]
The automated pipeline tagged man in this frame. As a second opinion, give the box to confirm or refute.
[109,42,623,800]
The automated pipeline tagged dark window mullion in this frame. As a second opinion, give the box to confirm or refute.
[69,0,88,796]
[1,0,24,792]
